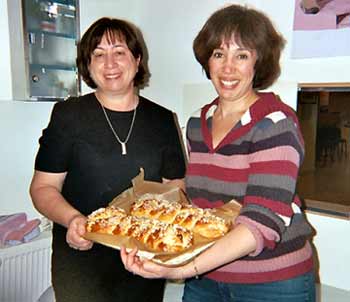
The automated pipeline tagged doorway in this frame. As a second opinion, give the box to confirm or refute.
[296,86,350,209]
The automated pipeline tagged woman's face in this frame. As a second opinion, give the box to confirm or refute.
[208,37,257,104]
[88,33,140,96]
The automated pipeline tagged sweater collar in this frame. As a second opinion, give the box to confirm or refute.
[200,92,300,152]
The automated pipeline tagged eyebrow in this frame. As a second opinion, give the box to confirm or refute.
[95,43,126,50]
[214,46,249,51]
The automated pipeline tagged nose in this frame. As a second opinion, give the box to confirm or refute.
[222,57,235,73]
[105,52,117,68]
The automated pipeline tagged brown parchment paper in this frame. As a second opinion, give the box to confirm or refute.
[84,168,241,266]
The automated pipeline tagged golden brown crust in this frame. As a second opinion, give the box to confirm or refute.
[130,199,231,238]
[86,206,193,253]
[86,206,127,233]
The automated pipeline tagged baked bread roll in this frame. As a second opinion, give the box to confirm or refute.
[86,206,127,233]
[130,199,231,238]
[86,206,193,253]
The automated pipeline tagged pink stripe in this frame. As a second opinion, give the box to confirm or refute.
[189,146,299,170]
[190,152,250,169]
[217,242,312,273]
[206,258,313,284]
[250,146,300,166]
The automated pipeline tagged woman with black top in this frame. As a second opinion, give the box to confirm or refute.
[30,17,186,302]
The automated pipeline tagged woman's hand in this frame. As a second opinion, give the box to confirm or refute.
[66,214,93,251]
[120,247,184,279]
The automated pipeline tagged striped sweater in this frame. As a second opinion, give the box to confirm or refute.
[185,92,314,283]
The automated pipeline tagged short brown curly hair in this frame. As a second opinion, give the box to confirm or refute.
[77,17,148,89]
[193,4,285,90]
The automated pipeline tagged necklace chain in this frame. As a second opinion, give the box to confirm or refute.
[100,102,137,155]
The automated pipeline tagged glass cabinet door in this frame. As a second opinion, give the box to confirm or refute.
[22,0,79,100]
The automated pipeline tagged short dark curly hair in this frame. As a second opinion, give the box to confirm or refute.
[77,17,148,89]
[193,4,285,90]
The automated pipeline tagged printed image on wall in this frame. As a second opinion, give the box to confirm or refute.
[291,0,350,58]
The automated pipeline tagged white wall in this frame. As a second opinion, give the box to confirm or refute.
[306,213,350,290]
[0,0,12,99]
[0,0,349,293]
[0,101,53,217]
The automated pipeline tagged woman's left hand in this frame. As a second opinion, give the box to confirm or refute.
[120,247,183,279]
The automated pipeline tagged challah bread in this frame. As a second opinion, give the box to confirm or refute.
[86,206,127,233]
[86,206,193,253]
[130,199,231,238]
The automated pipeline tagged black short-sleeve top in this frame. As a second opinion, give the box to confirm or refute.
[35,93,186,215]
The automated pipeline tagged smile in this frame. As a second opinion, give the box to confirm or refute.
[221,80,238,87]
[105,73,121,79]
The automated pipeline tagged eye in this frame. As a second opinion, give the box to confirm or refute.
[113,47,126,56]
[237,53,249,60]
[212,50,223,59]
[92,51,104,58]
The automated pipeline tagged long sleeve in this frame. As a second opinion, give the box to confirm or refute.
[236,113,305,256]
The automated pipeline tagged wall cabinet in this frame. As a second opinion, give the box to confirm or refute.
[8,0,80,101]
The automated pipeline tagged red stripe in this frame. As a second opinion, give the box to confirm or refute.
[250,161,298,178]
[264,237,276,250]
[205,257,313,283]
[244,196,293,216]
[187,164,248,182]
[294,195,302,207]
[191,198,225,209]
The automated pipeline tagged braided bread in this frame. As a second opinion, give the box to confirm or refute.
[130,199,231,238]
[86,206,193,253]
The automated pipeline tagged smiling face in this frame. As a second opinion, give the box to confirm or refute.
[88,32,140,97]
[208,37,258,104]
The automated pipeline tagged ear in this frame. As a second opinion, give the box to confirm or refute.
[136,55,141,67]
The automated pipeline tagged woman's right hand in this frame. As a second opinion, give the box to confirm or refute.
[66,214,93,251]
[120,246,185,279]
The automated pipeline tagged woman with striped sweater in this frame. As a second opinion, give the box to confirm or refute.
[121,4,316,302]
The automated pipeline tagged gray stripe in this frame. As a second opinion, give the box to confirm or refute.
[249,174,296,192]
[240,203,286,229]
[251,118,300,144]
[187,126,202,142]
[186,187,243,203]
[186,175,246,197]
[230,117,300,146]
[248,185,294,204]
[280,213,313,242]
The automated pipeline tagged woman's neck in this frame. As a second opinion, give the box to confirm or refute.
[95,89,139,111]
[216,91,259,119]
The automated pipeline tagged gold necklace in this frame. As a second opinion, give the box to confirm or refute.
[100,102,137,155]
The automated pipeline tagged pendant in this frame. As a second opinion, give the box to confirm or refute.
[121,142,127,155]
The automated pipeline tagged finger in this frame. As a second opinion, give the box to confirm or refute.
[126,247,138,268]
[120,247,127,264]
[77,221,88,237]
[80,240,93,250]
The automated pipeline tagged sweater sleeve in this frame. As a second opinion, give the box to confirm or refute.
[235,112,305,256]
